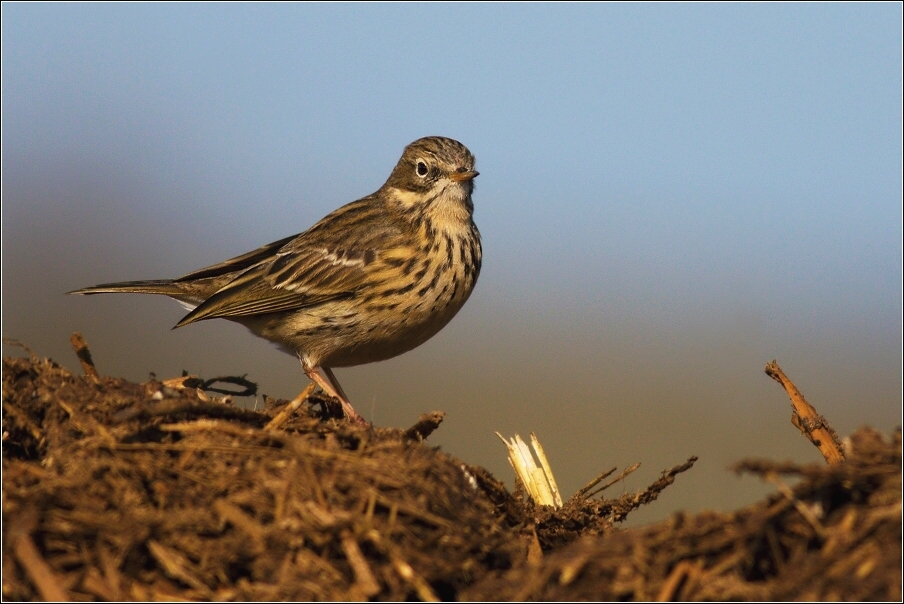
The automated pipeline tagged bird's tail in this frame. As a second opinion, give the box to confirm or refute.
[67,280,184,297]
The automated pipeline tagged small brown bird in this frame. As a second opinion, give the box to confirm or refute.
[69,136,481,423]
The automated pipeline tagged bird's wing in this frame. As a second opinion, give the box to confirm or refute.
[175,233,300,282]
[175,197,404,326]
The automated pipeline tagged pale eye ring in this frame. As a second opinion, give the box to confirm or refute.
[416,160,429,177]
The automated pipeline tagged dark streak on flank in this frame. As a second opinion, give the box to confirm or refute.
[417,271,442,297]
[402,257,419,275]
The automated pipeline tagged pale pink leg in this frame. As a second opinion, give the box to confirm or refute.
[300,358,366,424]
[323,367,350,403]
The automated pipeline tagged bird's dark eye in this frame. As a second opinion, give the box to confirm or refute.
[416,161,429,177]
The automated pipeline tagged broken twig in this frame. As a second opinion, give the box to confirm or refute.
[70,332,100,383]
[765,360,844,465]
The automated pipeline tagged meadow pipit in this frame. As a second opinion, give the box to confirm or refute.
[69,136,482,423]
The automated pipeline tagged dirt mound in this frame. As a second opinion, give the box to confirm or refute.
[466,427,901,601]
[2,352,901,601]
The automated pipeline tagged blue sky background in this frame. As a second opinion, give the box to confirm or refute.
[3,3,901,524]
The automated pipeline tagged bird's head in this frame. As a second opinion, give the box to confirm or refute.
[382,136,478,217]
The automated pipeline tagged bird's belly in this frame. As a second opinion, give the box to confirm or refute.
[330,297,468,366]
[235,279,475,368]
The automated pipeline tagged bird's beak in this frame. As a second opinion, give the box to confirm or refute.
[449,169,479,182]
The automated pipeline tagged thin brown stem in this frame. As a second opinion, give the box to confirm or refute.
[764,360,845,465]
[70,332,100,383]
